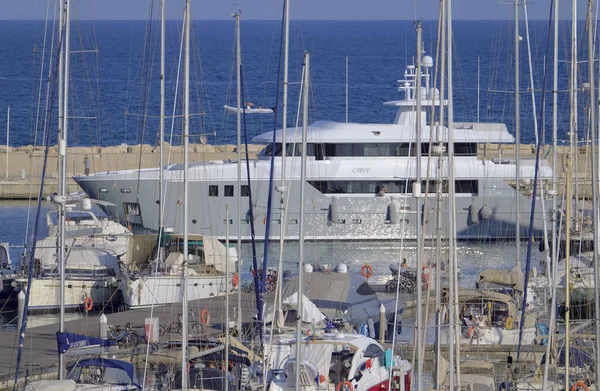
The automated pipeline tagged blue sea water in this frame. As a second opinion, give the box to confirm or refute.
[0,19,587,149]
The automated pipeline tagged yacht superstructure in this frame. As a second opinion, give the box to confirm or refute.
[75,59,552,241]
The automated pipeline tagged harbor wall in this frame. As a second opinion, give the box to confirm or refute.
[0,142,592,199]
[0,143,264,199]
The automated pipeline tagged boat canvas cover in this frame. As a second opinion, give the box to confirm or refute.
[282,271,378,313]
[290,341,334,382]
[202,235,237,273]
[282,292,327,323]
[478,266,524,291]
[24,380,77,391]
[56,332,115,354]
[67,358,140,388]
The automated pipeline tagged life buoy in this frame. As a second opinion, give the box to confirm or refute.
[232,273,239,288]
[361,264,373,278]
[201,309,210,325]
[466,326,475,338]
[336,380,353,391]
[84,297,93,311]
[571,381,589,391]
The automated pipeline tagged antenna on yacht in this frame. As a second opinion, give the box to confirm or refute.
[477,57,480,123]
[5,106,9,180]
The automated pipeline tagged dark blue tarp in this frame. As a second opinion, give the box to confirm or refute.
[56,332,115,354]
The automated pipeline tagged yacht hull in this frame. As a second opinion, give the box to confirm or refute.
[75,163,550,241]
[120,274,233,308]
[14,277,119,311]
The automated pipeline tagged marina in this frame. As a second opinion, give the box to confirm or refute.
[1,0,600,389]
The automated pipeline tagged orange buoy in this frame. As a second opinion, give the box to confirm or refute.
[466,326,475,338]
[232,273,239,288]
[571,381,589,391]
[336,380,353,391]
[201,309,210,325]
[84,297,93,312]
[361,264,373,278]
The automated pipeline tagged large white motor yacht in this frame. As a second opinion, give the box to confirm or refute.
[75,57,552,241]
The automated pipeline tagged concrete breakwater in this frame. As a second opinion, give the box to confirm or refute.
[0,142,592,199]
[0,143,264,199]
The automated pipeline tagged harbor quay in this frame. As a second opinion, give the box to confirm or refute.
[0,142,593,200]
[0,143,592,200]
[0,143,264,200]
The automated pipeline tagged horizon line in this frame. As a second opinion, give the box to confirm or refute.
[0,18,584,22]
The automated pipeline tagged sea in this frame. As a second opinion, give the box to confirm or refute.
[0,19,570,328]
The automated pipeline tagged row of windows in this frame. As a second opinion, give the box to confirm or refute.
[208,185,249,197]
[206,180,478,197]
[259,142,478,158]
[308,180,479,195]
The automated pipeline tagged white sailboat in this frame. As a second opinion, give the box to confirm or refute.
[13,198,131,311]
[119,233,237,309]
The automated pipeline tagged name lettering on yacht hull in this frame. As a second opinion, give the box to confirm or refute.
[352,168,370,174]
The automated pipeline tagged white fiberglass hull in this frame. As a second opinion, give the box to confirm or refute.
[15,277,118,311]
[441,325,536,345]
[120,274,234,308]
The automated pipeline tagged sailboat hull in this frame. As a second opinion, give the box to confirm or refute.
[14,277,119,311]
[120,274,233,308]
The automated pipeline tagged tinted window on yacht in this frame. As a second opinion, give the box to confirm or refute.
[454,143,477,156]
[308,179,477,194]
[308,180,411,194]
[455,180,478,194]
[324,143,432,157]
[241,185,249,197]
[209,185,219,197]
[224,185,234,197]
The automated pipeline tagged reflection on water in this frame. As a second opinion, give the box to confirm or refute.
[0,201,545,330]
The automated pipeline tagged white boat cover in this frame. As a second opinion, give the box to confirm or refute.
[289,341,334,382]
[478,266,524,291]
[24,380,77,391]
[283,293,326,323]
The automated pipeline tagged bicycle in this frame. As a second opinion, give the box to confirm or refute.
[160,313,203,336]
[107,323,143,348]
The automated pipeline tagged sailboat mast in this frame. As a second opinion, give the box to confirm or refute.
[542,0,559,388]
[181,0,191,389]
[234,11,243,335]
[587,0,600,385]
[447,0,461,385]
[159,0,165,253]
[58,0,70,379]
[414,21,424,391]
[434,1,446,389]
[294,51,309,391]
[565,0,578,385]
[277,0,290,310]
[514,0,521,267]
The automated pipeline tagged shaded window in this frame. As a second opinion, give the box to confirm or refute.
[224,185,234,197]
[209,185,219,197]
[454,143,477,156]
[455,180,478,195]
[241,185,249,197]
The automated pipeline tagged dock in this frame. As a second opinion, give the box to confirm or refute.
[0,292,260,389]
[0,142,595,200]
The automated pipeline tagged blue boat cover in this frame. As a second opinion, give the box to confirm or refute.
[56,332,115,354]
